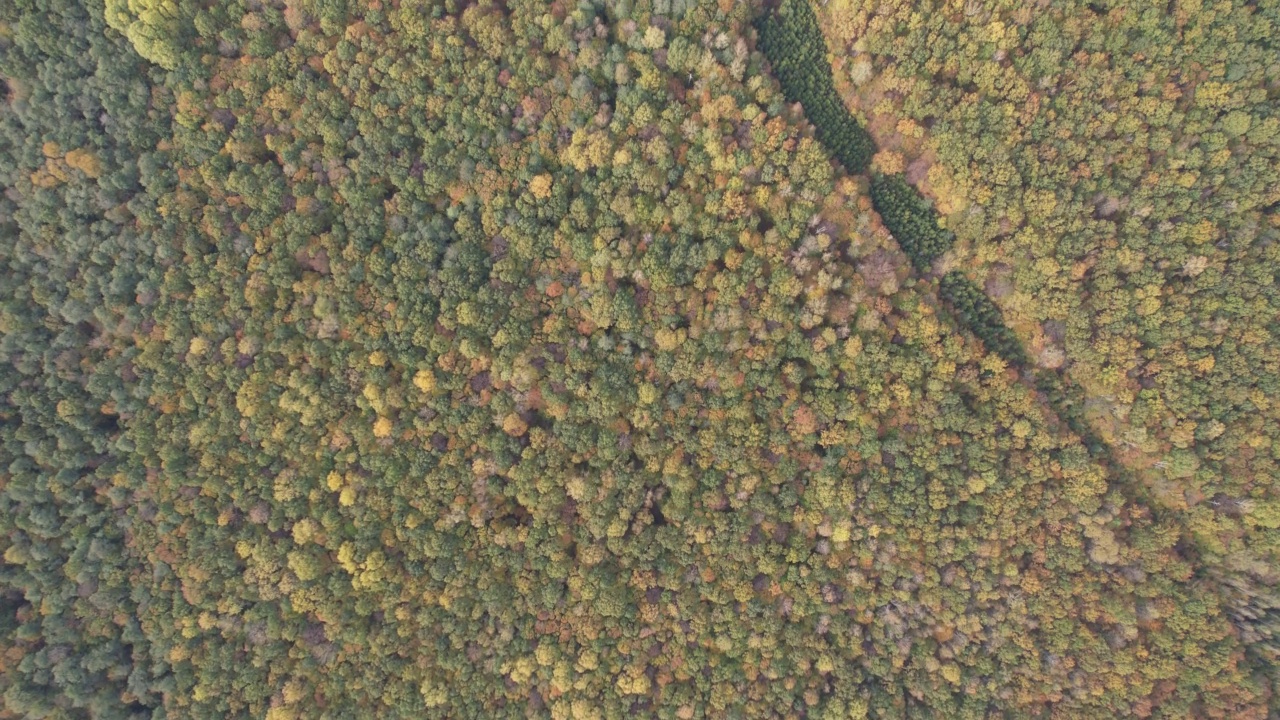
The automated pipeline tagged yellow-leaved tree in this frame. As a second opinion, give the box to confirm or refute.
[104,0,183,69]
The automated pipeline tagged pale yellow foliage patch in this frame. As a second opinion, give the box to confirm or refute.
[530,173,553,199]
[413,369,437,393]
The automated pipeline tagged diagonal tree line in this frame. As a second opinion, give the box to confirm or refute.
[754,0,1114,458]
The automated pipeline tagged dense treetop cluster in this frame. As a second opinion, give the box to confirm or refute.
[0,0,1276,717]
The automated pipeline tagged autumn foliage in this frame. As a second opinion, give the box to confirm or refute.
[0,0,1275,717]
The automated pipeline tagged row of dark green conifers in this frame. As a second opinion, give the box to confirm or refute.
[755,0,1024,365]
[755,0,1117,454]
[752,0,877,174]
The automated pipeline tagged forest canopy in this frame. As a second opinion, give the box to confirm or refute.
[1,0,1277,717]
